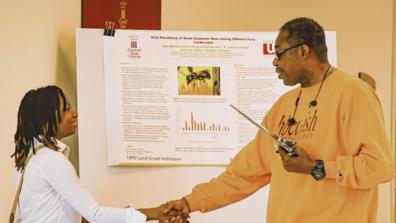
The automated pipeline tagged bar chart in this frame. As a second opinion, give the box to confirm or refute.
[181,112,230,132]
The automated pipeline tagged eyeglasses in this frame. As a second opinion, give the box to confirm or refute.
[275,42,305,60]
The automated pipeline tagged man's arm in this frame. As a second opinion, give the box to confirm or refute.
[323,81,394,188]
[162,131,272,217]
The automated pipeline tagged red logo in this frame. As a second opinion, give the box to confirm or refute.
[263,42,275,55]
[130,41,137,48]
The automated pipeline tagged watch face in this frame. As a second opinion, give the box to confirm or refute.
[311,160,326,181]
[312,168,325,180]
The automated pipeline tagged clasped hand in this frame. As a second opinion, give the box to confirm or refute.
[157,198,191,223]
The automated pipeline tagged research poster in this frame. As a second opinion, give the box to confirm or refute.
[102,30,336,166]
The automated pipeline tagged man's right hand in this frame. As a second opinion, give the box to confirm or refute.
[161,198,191,223]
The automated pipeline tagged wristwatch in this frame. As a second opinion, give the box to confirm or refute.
[311,160,326,181]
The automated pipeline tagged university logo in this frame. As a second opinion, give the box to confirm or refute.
[127,36,141,59]
[263,41,275,56]
[130,41,137,48]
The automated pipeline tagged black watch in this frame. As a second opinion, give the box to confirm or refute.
[311,160,326,181]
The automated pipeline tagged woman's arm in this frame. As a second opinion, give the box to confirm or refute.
[40,151,146,223]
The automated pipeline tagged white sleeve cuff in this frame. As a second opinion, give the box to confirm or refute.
[127,208,147,223]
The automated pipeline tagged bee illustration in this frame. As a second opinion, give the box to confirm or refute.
[179,67,211,85]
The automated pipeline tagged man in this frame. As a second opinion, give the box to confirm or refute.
[161,17,394,223]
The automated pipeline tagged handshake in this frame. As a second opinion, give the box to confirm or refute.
[140,197,192,223]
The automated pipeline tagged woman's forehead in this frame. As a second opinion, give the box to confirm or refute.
[58,94,70,108]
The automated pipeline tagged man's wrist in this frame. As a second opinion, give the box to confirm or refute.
[182,197,191,213]
[306,159,316,174]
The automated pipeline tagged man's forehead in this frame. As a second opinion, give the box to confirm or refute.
[275,31,289,48]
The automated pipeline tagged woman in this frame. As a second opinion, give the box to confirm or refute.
[10,86,173,223]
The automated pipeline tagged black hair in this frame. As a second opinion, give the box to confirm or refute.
[11,85,67,171]
[280,17,328,62]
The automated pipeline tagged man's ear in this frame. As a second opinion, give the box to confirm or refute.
[300,44,311,60]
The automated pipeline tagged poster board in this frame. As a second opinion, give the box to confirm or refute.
[100,29,337,166]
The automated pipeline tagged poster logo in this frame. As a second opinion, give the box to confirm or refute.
[263,41,275,56]
[130,41,137,48]
[127,35,141,59]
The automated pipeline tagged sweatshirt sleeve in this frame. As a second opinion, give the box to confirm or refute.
[324,79,394,189]
[185,128,272,212]
[40,152,146,223]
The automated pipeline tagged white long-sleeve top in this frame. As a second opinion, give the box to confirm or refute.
[15,140,146,223]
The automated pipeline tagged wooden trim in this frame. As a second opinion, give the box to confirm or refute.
[391,2,396,222]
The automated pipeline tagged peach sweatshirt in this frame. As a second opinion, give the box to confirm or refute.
[185,70,394,223]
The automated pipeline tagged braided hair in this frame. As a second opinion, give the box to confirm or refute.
[11,86,67,171]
